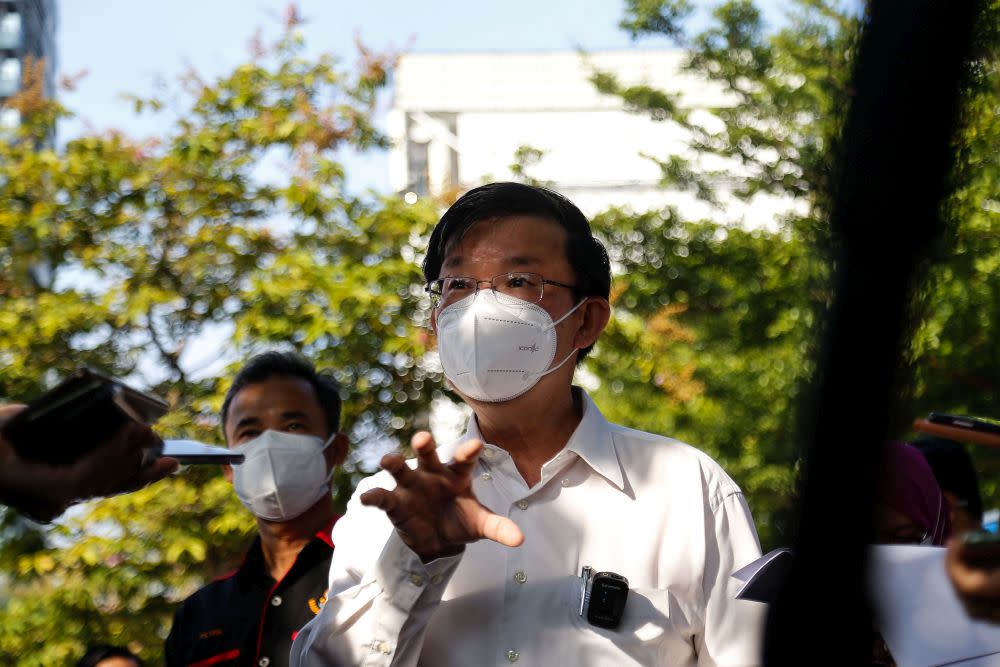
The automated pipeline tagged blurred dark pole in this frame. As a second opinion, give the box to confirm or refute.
[763,0,983,664]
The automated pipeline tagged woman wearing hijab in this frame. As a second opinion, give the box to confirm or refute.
[871,440,953,666]
[873,440,952,546]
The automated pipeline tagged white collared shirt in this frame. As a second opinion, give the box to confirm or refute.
[290,391,765,667]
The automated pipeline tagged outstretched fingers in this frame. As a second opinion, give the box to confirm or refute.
[359,486,401,515]
[379,452,418,489]
[448,438,483,480]
[412,431,446,473]
[476,508,524,547]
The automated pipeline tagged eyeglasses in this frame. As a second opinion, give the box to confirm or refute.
[426,272,577,308]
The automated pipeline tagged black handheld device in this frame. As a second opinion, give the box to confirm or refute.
[928,412,1000,436]
[579,566,630,629]
[1,368,169,465]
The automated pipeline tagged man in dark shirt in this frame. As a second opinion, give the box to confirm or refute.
[166,352,348,667]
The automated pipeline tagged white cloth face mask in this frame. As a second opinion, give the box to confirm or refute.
[231,430,334,521]
[436,289,586,402]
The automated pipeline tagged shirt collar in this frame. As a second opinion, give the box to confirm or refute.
[563,389,625,491]
[234,524,337,587]
[314,514,340,548]
[460,388,626,492]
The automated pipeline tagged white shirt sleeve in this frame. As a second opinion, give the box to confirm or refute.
[289,475,463,667]
[695,490,766,667]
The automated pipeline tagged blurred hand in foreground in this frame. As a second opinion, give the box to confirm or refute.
[947,536,1000,623]
[0,404,178,522]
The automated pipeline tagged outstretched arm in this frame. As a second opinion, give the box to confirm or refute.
[290,431,523,667]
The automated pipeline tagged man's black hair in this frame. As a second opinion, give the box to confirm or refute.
[76,645,143,667]
[220,351,341,442]
[912,436,984,522]
[422,182,611,363]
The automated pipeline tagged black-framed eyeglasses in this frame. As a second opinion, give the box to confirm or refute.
[426,272,577,308]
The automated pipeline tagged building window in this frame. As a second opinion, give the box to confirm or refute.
[0,107,20,129]
[0,11,20,49]
[0,57,19,97]
[1,11,20,36]
[407,140,430,196]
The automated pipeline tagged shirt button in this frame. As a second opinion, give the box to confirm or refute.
[270,595,282,606]
[516,500,529,510]
[561,478,571,487]
[513,570,527,584]
[377,641,392,655]
[481,472,493,481]
[409,573,424,586]
[483,448,496,459]
[506,649,520,662]
[258,658,270,667]
[431,574,443,585]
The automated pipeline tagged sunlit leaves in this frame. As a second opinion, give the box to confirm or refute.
[595,0,999,549]
[589,207,817,546]
[0,19,433,666]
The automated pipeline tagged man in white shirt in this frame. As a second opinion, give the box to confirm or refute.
[291,182,765,666]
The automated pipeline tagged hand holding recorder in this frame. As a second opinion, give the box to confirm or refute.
[0,404,178,521]
[0,369,182,521]
[914,411,1000,622]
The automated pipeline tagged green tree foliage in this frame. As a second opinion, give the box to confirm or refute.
[0,23,439,665]
[1,2,996,662]
[908,1,1000,498]
[588,209,821,545]
[587,0,1000,547]
[507,144,550,187]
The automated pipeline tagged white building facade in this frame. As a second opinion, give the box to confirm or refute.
[387,50,798,227]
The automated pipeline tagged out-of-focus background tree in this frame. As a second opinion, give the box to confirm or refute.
[587,0,1000,542]
[0,20,440,665]
[585,0,860,545]
[0,0,997,664]
[909,0,1000,495]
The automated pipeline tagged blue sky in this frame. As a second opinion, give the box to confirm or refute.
[56,0,786,193]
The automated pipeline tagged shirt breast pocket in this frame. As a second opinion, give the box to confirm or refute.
[566,580,700,665]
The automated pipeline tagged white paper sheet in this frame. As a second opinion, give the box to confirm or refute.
[731,547,792,602]
[868,545,1000,667]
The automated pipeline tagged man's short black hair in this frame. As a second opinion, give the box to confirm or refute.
[76,645,143,667]
[422,182,611,362]
[912,436,984,522]
[220,351,342,442]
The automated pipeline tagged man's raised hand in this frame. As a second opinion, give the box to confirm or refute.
[359,431,524,562]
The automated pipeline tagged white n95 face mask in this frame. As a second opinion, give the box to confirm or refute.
[231,430,334,522]
[436,290,586,402]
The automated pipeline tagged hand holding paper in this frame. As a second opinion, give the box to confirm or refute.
[869,545,1000,667]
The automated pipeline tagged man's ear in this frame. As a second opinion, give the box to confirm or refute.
[325,432,349,469]
[572,298,611,352]
[430,306,439,335]
[222,463,233,483]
